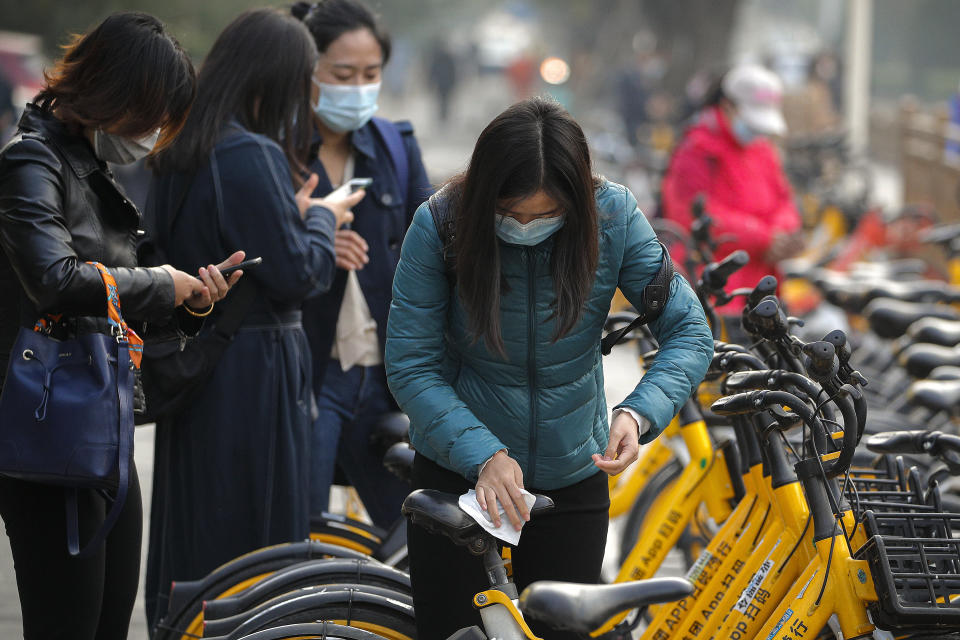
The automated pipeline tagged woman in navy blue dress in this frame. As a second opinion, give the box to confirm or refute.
[143,9,361,631]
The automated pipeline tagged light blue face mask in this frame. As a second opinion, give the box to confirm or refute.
[312,79,380,133]
[731,115,759,146]
[495,214,565,246]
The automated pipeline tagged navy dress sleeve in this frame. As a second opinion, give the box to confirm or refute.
[212,135,338,304]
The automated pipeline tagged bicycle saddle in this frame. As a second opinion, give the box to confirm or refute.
[863,280,960,306]
[929,365,960,380]
[864,298,960,340]
[518,578,694,634]
[900,343,960,379]
[812,271,870,312]
[907,378,960,414]
[904,317,960,349]
[401,489,554,549]
[371,412,410,449]
[383,442,415,484]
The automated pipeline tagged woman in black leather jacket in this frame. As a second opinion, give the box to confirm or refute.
[0,13,240,639]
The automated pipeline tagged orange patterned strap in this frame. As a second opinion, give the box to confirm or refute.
[88,262,143,369]
[33,262,143,369]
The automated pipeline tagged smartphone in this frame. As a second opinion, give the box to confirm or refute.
[218,256,262,277]
[345,177,373,192]
[329,177,373,198]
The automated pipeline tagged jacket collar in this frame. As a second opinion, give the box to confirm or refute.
[701,105,743,149]
[18,104,103,179]
[309,120,378,163]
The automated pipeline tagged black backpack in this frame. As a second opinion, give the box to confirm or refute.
[426,190,674,356]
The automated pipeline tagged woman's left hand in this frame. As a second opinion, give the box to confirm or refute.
[592,411,642,475]
[186,250,246,310]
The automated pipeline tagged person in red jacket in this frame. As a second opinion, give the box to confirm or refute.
[661,64,803,322]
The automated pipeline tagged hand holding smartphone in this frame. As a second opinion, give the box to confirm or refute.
[218,256,262,277]
[328,177,373,199]
[326,178,371,229]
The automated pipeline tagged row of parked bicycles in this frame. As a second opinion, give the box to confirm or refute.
[151,202,960,640]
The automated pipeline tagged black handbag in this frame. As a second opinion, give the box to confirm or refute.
[136,164,257,424]
[0,262,140,557]
[137,280,255,423]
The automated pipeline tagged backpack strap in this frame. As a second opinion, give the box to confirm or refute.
[427,188,456,289]
[370,117,410,209]
[601,242,675,355]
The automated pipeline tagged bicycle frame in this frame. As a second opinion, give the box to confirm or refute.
[474,589,542,640]
[616,415,735,583]
[609,420,679,518]
[639,455,771,640]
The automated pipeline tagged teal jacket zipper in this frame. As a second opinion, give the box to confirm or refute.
[525,247,539,486]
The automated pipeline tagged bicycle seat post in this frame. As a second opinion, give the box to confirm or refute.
[480,540,518,598]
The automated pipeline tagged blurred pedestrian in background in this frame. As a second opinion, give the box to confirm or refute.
[0,12,239,639]
[291,0,432,529]
[428,39,458,124]
[386,97,713,639]
[661,63,803,330]
[143,8,358,631]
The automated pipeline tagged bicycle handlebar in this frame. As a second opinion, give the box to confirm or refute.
[711,386,860,477]
[748,297,790,339]
[724,369,824,401]
[700,250,750,294]
[747,276,779,310]
[802,341,839,383]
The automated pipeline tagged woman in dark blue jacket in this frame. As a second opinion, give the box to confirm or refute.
[142,10,359,631]
[292,0,432,528]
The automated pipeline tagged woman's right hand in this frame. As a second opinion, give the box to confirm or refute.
[476,450,530,531]
[295,173,364,229]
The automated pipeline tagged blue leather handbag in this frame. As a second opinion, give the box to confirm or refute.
[0,263,141,557]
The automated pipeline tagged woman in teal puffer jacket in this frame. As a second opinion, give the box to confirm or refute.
[385,97,713,639]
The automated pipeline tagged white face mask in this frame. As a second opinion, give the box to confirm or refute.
[93,128,160,164]
[495,214,566,246]
[311,79,381,133]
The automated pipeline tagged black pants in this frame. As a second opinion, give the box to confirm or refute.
[0,467,142,640]
[407,454,609,640]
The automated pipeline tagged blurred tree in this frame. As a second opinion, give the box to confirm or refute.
[0,0,491,60]
[0,0,269,58]
[528,0,741,96]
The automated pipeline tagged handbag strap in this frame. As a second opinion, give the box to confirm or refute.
[64,338,133,557]
[33,262,144,369]
[89,261,143,369]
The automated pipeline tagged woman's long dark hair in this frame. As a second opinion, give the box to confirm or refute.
[36,12,195,150]
[153,9,317,177]
[291,0,391,62]
[451,96,599,357]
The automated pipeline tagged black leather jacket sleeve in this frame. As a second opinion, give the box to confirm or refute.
[0,136,175,320]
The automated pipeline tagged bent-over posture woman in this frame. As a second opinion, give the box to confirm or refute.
[385,97,715,639]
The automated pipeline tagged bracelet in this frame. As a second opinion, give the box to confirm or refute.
[183,302,215,317]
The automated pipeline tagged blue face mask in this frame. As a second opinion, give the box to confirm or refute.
[731,115,758,146]
[495,214,565,246]
[312,79,380,133]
